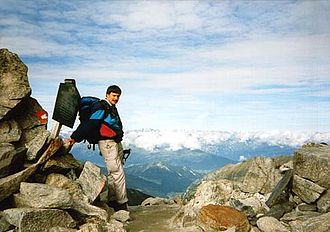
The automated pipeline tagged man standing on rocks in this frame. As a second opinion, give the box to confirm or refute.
[66,85,128,211]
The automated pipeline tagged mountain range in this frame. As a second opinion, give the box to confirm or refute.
[61,129,330,196]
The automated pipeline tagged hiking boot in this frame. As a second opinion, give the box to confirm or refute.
[116,202,128,211]
[107,200,119,210]
[108,201,128,211]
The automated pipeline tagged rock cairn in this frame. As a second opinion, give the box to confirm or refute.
[173,144,330,231]
[0,49,128,232]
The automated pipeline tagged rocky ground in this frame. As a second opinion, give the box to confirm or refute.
[125,205,181,232]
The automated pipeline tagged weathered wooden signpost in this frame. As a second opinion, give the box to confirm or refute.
[50,79,80,139]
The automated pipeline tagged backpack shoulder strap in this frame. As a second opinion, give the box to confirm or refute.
[99,99,110,120]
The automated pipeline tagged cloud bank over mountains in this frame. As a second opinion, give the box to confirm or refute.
[62,128,330,153]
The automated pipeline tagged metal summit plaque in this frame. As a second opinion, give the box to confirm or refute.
[52,79,80,128]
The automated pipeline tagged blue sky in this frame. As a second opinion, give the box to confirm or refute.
[1,0,329,132]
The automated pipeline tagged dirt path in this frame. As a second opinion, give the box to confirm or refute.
[124,204,182,232]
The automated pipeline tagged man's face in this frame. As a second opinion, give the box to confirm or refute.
[106,92,121,105]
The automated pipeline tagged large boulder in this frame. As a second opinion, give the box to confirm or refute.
[0,48,31,120]
[294,144,330,189]
[208,157,282,194]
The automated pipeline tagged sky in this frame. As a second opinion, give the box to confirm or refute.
[1,0,329,133]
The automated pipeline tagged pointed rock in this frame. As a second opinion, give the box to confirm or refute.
[77,161,106,203]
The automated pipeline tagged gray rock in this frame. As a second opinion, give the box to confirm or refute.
[300,211,330,232]
[281,210,321,224]
[14,97,48,130]
[210,157,282,194]
[0,48,31,120]
[71,199,109,222]
[3,208,36,227]
[20,126,50,161]
[49,227,77,232]
[0,143,15,178]
[230,194,268,220]
[256,216,290,232]
[111,210,130,223]
[0,146,26,178]
[297,203,317,211]
[14,182,72,209]
[0,162,38,202]
[77,161,106,203]
[0,120,21,143]
[141,197,166,206]
[42,153,82,174]
[0,216,13,232]
[45,173,89,202]
[78,220,125,232]
[294,144,330,188]
[292,175,325,203]
[265,202,295,220]
[317,190,330,213]
[266,169,293,207]
[3,208,76,232]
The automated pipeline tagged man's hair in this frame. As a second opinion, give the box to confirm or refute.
[106,85,122,95]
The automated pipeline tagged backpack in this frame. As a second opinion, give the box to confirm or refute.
[78,96,109,149]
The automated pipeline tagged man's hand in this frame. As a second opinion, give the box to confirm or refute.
[63,138,75,153]
[65,138,76,146]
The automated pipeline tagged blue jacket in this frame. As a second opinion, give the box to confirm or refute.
[71,100,123,143]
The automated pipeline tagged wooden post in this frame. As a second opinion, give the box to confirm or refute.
[50,120,62,139]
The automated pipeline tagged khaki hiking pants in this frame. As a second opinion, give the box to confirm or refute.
[98,140,128,204]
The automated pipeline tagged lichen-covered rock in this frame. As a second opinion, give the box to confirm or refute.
[197,204,250,232]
